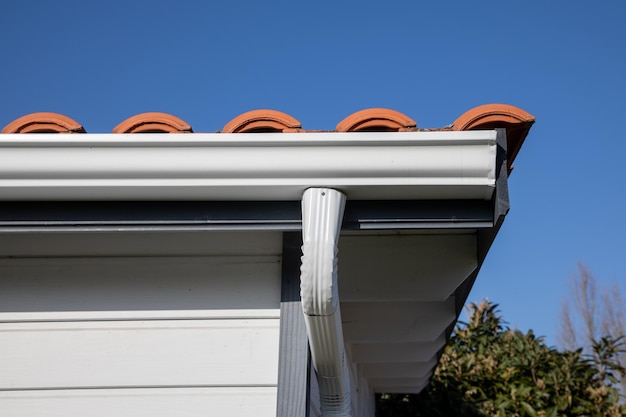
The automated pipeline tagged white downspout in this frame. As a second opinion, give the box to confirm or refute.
[300,187,351,417]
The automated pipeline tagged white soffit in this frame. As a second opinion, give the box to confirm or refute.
[0,131,497,201]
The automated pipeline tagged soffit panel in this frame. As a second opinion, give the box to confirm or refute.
[338,234,477,302]
[349,337,445,364]
[341,300,455,343]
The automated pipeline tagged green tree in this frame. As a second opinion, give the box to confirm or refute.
[377,300,625,417]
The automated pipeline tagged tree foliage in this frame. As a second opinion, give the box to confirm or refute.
[377,300,626,417]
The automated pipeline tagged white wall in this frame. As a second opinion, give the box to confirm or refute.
[0,231,283,417]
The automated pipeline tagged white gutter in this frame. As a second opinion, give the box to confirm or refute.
[0,131,496,201]
[301,187,351,417]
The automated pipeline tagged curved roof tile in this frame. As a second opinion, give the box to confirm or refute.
[452,104,535,131]
[2,112,85,133]
[336,108,416,132]
[222,110,301,133]
[453,104,535,172]
[113,112,192,133]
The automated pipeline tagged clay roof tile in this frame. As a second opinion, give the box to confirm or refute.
[113,112,192,133]
[2,112,85,133]
[222,110,301,133]
[453,104,535,172]
[336,108,416,132]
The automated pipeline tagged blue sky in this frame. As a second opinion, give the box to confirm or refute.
[1,1,625,346]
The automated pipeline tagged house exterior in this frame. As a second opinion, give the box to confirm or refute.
[0,105,534,417]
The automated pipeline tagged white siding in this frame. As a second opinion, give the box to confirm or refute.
[0,319,279,389]
[0,256,281,312]
[345,345,376,417]
[0,232,282,417]
[0,387,277,417]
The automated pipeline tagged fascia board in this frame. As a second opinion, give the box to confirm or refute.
[0,131,496,201]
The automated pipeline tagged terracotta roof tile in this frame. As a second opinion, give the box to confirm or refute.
[2,104,535,170]
[1,112,85,133]
[222,109,301,133]
[113,112,192,133]
[336,108,417,132]
[452,104,535,172]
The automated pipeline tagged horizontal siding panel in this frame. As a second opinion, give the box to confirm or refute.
[0,309,280,323]
[0,256,281,312]
[0,231,283,257]
[0,319,279,390]
[0,386,277,417]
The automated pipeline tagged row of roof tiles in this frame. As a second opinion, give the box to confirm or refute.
[2,104,533,134]
[1,104,535,170]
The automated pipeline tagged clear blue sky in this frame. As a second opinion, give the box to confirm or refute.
[2,1,625,346]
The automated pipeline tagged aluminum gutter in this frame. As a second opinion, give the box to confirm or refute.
[0,131,497,201]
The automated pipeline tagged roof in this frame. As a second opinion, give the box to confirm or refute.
[2,104,535,173]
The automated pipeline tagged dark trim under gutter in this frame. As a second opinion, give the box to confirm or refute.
[0,200,493,233]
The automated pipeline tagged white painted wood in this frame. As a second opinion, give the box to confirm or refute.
[335,234,475,400]
[361,359,438,379]
[0,131,496,201]
[0,247,284,413]
[341,300,455,343]
[354,377,375,417]
[0,319,280,389]
[0,231,282,257]
[348,359,375,417]
[0,309,280,323]
[369,375,432,394]
[338,234,477,302]
[0,256,281,312]
[350,337,445,363]
[0,387,277,417]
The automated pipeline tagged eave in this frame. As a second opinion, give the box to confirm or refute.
[0,128,510,414]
